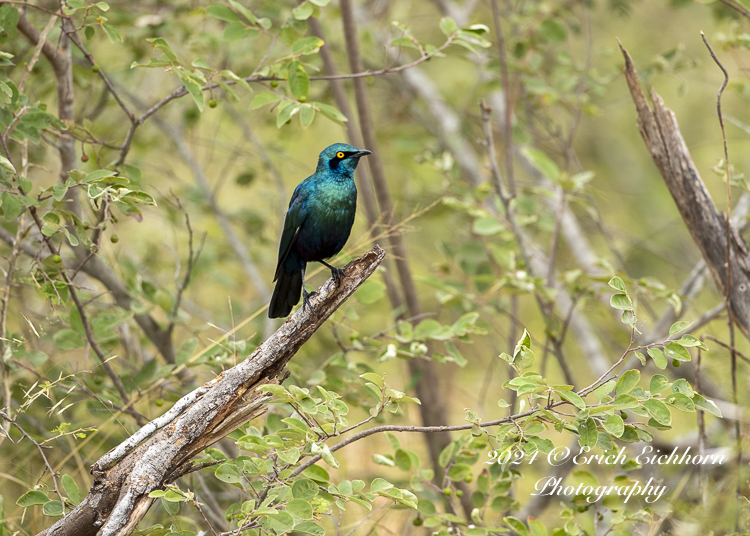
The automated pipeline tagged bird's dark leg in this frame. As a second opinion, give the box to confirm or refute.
[319,260,344,286]
[300,266,317,315]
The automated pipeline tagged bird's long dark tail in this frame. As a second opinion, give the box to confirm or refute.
[269,262,303,318]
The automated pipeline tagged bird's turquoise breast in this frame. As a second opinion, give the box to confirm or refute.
[295,177,357,262]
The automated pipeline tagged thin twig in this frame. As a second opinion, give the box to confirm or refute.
[702,33,741,525]
[19,14,58,93]
[0,411,66,515]
[166,194,205,337]
[717,0,750,19]
[0,215,29,435]
[696,348,707,508]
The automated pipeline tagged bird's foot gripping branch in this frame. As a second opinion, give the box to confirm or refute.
[36,246,385,536]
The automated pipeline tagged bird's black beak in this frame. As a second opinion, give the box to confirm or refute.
[349,149,372,159]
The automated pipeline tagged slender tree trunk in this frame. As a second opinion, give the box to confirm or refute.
[338,0,459,507]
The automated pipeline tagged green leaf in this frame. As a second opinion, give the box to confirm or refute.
[610,293,632,311]
[174,69,204,111]
[16,490,49,507]
[83,169,116,183]
[223,23,251,41]
[355,279,385,305]
[473,216,504,235]
[292,36,324,55]
[664,342,691,362]
[676,334,708,350]
[249,92,279,110]
[163,490,185,502]
[268,511,294,533]
[669,321,692,336]
[448,463,471,481]
[592,380,615,401]
[101,24,122,43]
[693,394,722,417]
[445,340,467,367]
[528,517,548,536]
[372,454,395,466]
[1,192,23,222]
[292,3,314,20]
[286,498,313,519]
[612,393,638,410]
[558,390,585,410]
[608,276,626,292]
[276,102,299,127]
[505,516,529,536]
[206,6,239,22]
[577,417,598,448]
[175,337,198,365]
[665,393,695,412]
[292,479,319,500]
[161,497,179,515]
[62,475,80,504]
[371,477,393,493]
[672,378,694,397]
[219,69,251,92]
[277,447,300,465]
[295,521,325,535]
[300,106,315,128]
[540,19,566,43]
[395,449,411,471]
[359,372,383,388]
[311,442,338,468]
[414,319,452,340]
[621,310,637,325]
[42,500,63,516]
[615,370,640,396]
[227,0,257,23]
[191,58,211,70]
[526,436,554,454]
[0,155,16,179]
[642,399,672,426]
[215,463,242,483]
[314,102,348,123]
[520,147,560,181]
[649,374,671,395]
[647,347,667,369]
[603,414,624,437]
[287,61,309,100]
[440,17,458,36]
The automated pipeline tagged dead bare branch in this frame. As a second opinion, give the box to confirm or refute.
[35,246,386,536]
[619,42,750,341]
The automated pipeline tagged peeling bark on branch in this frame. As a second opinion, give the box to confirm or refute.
[36,246,386,536]
[620,44,750,340]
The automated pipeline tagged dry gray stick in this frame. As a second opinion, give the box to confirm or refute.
[620,42,750,341]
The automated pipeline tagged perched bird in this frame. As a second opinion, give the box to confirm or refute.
[268,143,372,318]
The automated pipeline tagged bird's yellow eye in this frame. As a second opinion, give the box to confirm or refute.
[336,151,345,159]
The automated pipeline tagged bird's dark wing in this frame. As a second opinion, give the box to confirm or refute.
[273,182,308,281]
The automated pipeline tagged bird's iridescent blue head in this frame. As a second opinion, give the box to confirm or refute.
[316,143,372,175]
